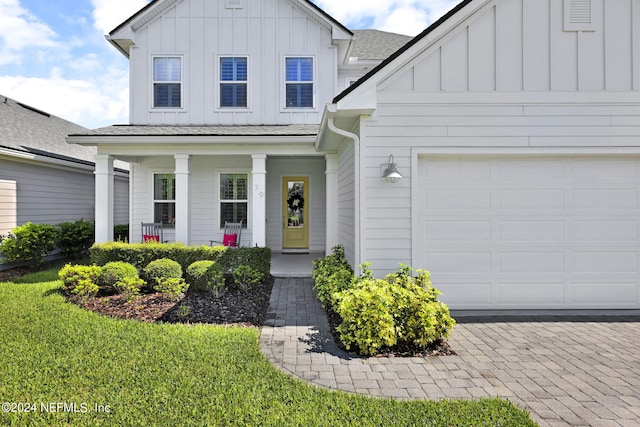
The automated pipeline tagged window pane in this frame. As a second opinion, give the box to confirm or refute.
[286,57,312,81]
[154,57,181,81]
[154,202,176,226]
[220,57,247,81]
[220,84,247,107]
[220,174,248,200]
[220,202,247,228]
[286,83,313,108]
[154,83,181,108]
[154,174,175,200]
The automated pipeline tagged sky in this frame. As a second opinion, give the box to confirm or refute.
[0,0,459,129]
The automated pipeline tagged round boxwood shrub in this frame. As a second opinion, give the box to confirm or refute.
[144,258,182,286]
[186,260,225,296]
[98,261,139,291]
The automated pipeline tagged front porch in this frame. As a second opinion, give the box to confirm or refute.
[93,151,339,255]
[270,251,323,277]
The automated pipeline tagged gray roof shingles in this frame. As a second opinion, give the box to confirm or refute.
[74,124,320,137]
[0,95,97,163]
[351,30,412,61]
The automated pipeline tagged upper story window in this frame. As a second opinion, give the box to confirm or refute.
[153,56,182,108]
[285,57,314,108]
[220,57,248,108]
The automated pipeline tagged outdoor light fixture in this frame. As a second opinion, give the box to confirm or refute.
[382,154,403,183]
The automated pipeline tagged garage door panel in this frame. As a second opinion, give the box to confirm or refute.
[572,251,638,273]
[499,189,564,209]
[417,155,640,309]
[425,251,491,273]
[571,189,638,209]
[572,220,638,241]
[498,252,565,273]
[499,220,565,241]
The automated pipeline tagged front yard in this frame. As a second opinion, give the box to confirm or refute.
[0,265,537,426]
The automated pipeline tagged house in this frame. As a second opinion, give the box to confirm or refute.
[68,0,640,309]
[0,95,129,238]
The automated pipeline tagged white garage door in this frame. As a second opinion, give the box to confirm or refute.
[416,156,640,309]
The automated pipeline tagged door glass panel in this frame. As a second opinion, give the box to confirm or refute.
[286,180,304,229]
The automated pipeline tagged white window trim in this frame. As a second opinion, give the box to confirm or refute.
[282,55,316,111]
[150,54,185,111]
[216,54,251,111]
[218,171,250,230]
[152,171,176,228]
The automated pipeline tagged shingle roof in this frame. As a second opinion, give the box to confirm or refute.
[73,124,320,137]
[350,30,412,61]
[0,95,97,163]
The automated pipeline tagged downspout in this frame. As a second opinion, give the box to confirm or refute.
[327,116,363,273]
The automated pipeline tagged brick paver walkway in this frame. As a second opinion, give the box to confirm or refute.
[260,277,640,427]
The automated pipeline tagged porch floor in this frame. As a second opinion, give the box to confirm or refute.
[270,251,323,277]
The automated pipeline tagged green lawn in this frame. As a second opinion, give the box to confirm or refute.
[0,268,538,426]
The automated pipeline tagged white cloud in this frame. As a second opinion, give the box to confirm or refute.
[91,0,149,35]
[313,0,460,36]
[0,69,129,129]
[0,0,59,65]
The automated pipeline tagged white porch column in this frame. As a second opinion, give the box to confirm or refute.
[95,154,114,242]
[251,154,267,247]
[174,154,191,244]
[325,154,339,255]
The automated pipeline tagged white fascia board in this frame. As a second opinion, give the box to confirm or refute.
[70,135,318,146]
[0,147,95,173]
[94,143,321,157]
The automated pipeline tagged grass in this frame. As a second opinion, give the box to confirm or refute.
[0,267,538,426]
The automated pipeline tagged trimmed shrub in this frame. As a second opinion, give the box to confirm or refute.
[58,264,102,298]
[57,219,94,260]
[153,277,189,301]
[97,261,139,291]
[114,277,145,300]
[90,242,226,271]
[334,265,455,356]
[312,245,354,309]
[186,260,225,296]
[144,258,183,285]
[0,222,59,268]
[232,265,262,292]
[219,247,271,280]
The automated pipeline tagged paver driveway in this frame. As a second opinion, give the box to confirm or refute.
[260,277,640,427]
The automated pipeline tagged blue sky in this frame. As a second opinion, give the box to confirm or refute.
[0,0,458,129]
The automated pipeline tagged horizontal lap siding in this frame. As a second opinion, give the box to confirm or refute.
[0,159,94,228]
[0,180,17,235]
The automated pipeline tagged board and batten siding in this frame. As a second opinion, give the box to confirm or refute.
[128,0,337,126]
[265,157,326,251]
[355,0,640,276]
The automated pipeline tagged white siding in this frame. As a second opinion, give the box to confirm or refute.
[0,179,16,236]
[336,141,355,265]
[128,0,337,126]
[381,0,640,93]
[265,157,326,251]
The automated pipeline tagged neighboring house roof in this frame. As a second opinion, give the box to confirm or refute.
[333,0,473,103]
[75,124,320,137]
[0,95,97,164]
[350,30,412,61]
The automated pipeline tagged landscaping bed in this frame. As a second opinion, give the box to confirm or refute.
[69,279,273,326]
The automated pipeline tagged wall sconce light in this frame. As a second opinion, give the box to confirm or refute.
[381,154,403,183]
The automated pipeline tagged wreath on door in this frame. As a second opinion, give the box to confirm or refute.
[287,194,304,211]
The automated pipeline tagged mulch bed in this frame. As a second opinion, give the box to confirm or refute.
[68,278,274,327]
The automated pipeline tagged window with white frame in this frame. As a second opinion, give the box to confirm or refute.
[220,173,248,228]
[153,56,182,108]
[154,173,176,227]
[285,57,314,108]
[220,57,248,108]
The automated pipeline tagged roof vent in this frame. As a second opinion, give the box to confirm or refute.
[564,0,595,31]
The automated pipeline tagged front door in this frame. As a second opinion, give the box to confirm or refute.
[282,176,309,249]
